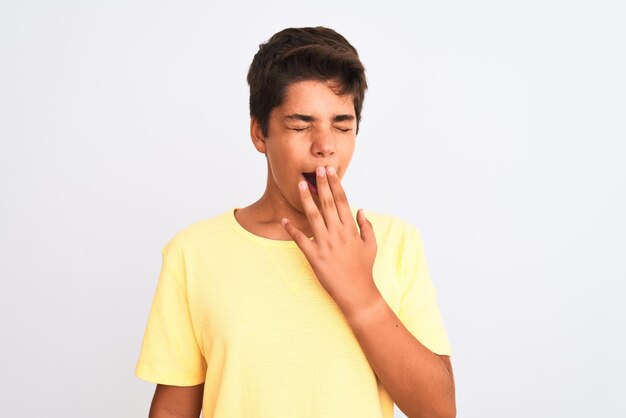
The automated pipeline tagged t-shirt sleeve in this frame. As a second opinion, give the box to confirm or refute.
[135,242,207,386]
[397,223,452,356]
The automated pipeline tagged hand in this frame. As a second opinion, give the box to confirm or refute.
[282,166,380,318]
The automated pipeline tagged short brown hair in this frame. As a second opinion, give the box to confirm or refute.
[247,27,367,136]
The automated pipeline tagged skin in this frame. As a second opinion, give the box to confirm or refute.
[282,166,456,418]
[149,79,456,418]
[148,383,203,418]
[236,79,357,240]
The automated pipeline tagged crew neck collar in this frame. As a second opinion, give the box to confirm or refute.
[226,208,301,248]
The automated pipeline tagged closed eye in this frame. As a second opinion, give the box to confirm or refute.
[335,127,352,132]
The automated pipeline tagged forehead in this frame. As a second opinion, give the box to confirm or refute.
[278,80,355,115]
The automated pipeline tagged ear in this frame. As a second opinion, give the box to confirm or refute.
[250,118,267,154]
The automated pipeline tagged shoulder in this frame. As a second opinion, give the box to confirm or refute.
[363,210,424,249]
[162,209,235,257]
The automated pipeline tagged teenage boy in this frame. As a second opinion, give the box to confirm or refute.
[136,26,456,418]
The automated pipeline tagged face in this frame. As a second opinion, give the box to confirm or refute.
[251,79,357,213]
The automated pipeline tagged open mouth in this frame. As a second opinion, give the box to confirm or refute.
[302,172,318,195]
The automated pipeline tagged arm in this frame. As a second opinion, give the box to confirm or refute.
[282,166,456,418]
[148,383,204,418]
[348,295,456,418]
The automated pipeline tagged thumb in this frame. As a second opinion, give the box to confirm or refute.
[282,218,314,253]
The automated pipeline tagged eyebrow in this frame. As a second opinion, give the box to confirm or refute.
[333,114,355,122]
[286,114,315,122]
[285,114,355,123]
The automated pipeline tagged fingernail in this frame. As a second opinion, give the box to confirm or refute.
[299,180,308,190]
[316,166,326,177]
[327,166,336,175]
[281,218,289,225]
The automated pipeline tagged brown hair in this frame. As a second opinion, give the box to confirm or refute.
[247,27,367,136]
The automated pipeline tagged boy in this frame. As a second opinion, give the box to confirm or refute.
[136,27,456,418]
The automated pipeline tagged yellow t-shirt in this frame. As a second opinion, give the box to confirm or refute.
[136,209,452,418]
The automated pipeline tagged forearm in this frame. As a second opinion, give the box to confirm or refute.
[281,168,455,416]
[345,290,456,418]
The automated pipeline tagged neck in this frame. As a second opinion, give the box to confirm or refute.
[235,179,314,240]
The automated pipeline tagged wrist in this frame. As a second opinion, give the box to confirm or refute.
[342,284,387,327]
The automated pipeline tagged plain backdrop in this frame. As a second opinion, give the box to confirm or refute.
[1,1,625,417]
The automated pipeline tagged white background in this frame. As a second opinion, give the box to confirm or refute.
[1,1,625,417]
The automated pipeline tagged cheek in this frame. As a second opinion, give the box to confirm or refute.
[267,150,297,184]
[340,138,356,161]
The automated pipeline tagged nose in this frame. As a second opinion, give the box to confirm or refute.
[310,129,336,158]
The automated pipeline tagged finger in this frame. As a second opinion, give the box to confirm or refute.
[357,209,377,248]
[315,166,341,230]
[298,178,327,237]
[326,166,356,230]
[282,218,315,254]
